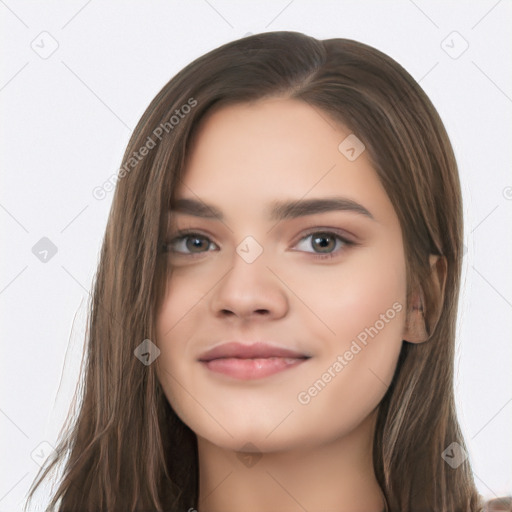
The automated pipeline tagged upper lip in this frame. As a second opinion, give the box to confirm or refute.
[198,342,311,362]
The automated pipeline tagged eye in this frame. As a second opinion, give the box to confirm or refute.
[165,231,218,256]
[293,230,354,260]
[164,229,355,260]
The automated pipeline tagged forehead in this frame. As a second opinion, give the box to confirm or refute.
[175,98,394,225]
[185,97,350,176]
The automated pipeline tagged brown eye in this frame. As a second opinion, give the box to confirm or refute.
[295,231,344,254]
[293,230,355,260]
[166,233,217,255]
[310,233,337,253]
[185,235,210,253]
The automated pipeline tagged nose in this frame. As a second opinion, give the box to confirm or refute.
[209,249,289,322]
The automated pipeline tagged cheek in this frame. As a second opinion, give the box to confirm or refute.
[288,247,407,434]
[284,245,407,349]
[154,277,203,412]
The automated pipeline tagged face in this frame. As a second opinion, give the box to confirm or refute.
[155,97,408,453]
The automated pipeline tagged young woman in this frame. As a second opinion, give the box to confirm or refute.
[26,31,510,512]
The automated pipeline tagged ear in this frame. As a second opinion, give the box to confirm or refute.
[403,254,447,343]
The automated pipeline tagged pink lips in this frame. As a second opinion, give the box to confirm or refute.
[198,342,310,380]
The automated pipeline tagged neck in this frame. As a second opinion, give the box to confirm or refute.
[196,409,385,512]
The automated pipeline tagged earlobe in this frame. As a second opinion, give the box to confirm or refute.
[403,254,447,344]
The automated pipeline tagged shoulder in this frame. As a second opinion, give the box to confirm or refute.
[482,497,512,511]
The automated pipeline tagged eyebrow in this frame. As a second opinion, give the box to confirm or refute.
[169,196,375,222]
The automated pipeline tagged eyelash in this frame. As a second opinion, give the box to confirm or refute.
[164,228,356,261]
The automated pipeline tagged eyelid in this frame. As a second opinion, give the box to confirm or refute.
[167,225,356,243]
[291,226,357,246]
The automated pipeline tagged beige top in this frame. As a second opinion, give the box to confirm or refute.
[483,496,512,511]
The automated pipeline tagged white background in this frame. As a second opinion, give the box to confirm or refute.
[1,1,511,509]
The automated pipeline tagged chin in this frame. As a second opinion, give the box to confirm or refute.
[197,429,306,455]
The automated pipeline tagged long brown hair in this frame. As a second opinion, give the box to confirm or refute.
[26,31,489,511]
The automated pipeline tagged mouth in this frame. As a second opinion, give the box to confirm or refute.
[198,342,311,380]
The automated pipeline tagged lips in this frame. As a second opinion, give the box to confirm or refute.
[198,341,310,362]
[198,341,311,380]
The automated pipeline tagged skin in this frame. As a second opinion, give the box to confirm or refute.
[155,97,423,512]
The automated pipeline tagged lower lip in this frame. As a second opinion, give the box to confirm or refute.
[200,357,308,380]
